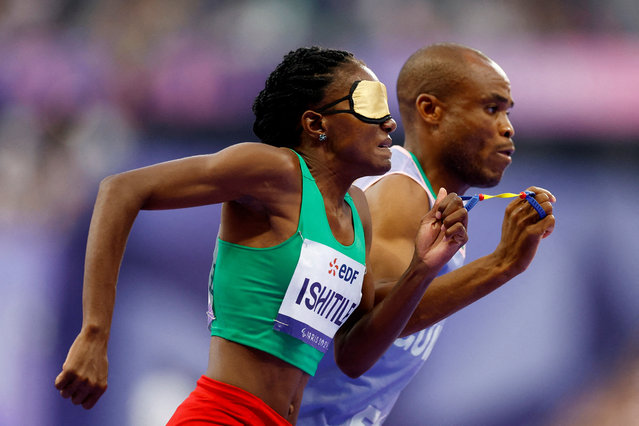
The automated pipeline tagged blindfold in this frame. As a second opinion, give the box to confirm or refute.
[317,80,392,124]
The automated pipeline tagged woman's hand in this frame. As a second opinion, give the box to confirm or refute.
[55,328,109,409]
[414,187,468,271]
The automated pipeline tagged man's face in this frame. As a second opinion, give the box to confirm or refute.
[440,59,515,188]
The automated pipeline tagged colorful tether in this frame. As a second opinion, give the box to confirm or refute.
[461,191,546,219]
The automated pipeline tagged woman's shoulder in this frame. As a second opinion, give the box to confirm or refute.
[220,142,301,180]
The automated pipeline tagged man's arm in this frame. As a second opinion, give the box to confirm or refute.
[366,176,556,337]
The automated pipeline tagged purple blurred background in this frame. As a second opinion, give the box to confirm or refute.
[1,1,638,425]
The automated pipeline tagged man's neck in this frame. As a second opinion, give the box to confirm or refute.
[403,138,469,196]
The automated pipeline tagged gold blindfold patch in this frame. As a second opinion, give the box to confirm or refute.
[318,80,392,124]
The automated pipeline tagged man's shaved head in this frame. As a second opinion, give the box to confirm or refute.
[397,43,494,125]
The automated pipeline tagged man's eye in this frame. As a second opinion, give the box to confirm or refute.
[486,106,498,114]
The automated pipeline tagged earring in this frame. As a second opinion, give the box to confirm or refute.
[318,133,327,142]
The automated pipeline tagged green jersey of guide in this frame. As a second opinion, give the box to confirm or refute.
[207,150,366,375]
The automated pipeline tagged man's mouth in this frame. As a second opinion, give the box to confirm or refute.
[498,146,514,157]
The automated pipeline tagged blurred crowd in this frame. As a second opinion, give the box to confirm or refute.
[0,0,636,231]
[1,0,638,229]
[1,1,638,425]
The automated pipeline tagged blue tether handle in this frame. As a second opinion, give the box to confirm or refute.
[461,191,546,219]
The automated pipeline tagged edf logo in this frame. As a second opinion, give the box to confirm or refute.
[327,258,360,284]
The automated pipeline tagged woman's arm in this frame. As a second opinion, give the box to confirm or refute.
[333,187,468,378]
[54,143,298,408]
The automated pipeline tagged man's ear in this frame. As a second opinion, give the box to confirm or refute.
[416,93,444,124]
[301,110,326,141]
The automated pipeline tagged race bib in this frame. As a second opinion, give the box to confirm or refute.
[273,239,364,353]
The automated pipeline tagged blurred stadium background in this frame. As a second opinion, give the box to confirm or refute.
[1,1,638,425]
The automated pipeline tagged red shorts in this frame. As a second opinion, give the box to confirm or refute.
[167,375,291,425]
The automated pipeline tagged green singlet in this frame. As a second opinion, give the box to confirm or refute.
[208,151,366,375]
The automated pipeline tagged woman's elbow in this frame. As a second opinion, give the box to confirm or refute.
[335,354,369,379]
[98,173,125,194]
[338,364,364,379]
[97,173,144,209]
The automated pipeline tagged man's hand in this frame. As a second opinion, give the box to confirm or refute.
[494,185,556,276]
[414,187,468,271]
[54,330,109,409]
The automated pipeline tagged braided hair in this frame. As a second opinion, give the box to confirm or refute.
[252,46,361,148]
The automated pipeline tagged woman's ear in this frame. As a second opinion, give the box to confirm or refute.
[416,93,444,124]
[301,110,326,141]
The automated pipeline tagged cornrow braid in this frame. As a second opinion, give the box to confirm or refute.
[252,46,360,148]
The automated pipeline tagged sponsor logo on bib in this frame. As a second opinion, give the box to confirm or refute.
[274,239,364,352]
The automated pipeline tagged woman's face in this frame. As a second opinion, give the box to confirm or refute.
[318,63,397,179]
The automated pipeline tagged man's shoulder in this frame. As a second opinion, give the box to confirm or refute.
[368,174,430,210]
